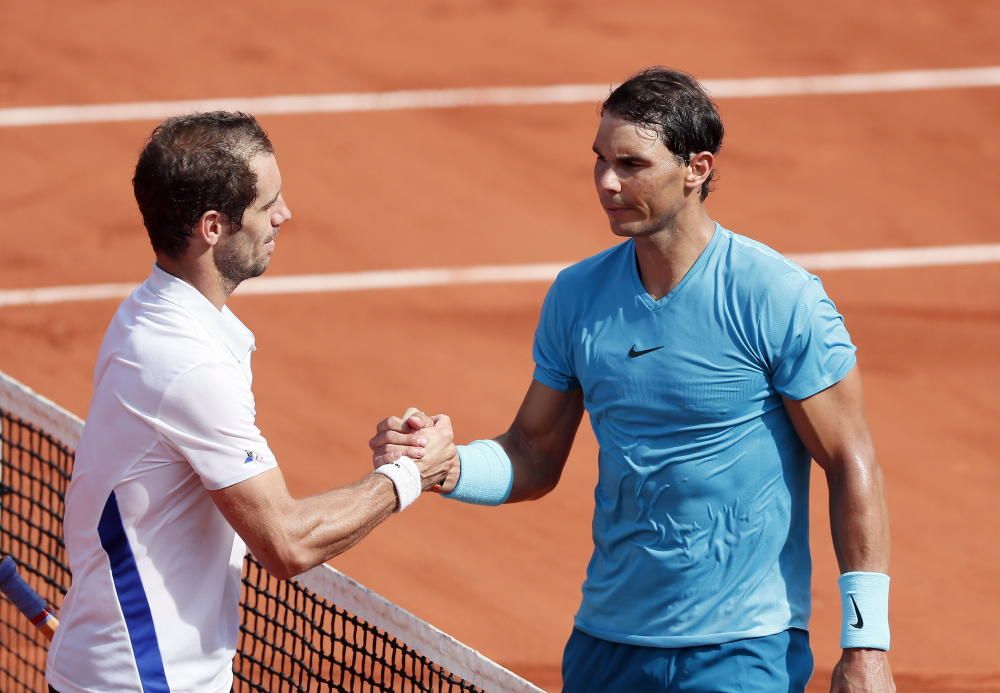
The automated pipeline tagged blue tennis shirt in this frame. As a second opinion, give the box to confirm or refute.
[532,224,856,647]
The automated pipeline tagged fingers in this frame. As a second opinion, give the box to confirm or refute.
[369,429,428,449]
[430,413,451,427]
[370,408,448,474]
[373,448,425,467]
[374,408,432,435]
[369,430,430,469]
[404,408,432,431]
[400,406,422,422]
[375,415,407,435]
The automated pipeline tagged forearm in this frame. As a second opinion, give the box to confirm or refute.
[494,427,566,502]
[289,473,398,570]
[826,453,891,573]
[484,380,583,503]
[246,473,398,579]
[827,452,894,668]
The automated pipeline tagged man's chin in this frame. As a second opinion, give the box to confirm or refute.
[237,259,270,282]
[609,222,641,238]
[249,260,270,278]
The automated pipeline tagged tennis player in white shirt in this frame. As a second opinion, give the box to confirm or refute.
[46,112,451,693]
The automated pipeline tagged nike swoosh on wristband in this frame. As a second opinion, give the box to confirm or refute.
[628,345,664,358]
[849,594,864,629]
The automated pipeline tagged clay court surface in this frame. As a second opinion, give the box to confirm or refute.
[2,2,999,690]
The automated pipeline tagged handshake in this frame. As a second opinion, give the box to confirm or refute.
[369,408,460,494]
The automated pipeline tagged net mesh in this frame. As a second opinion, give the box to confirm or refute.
[0,409,72,693]
[0,378,534,692]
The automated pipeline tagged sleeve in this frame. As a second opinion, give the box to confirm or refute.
[155,361,278,490]
[531,277,580,391]
[760,273,857,401]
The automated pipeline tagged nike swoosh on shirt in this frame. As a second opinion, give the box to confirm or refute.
[628,345,664,358]
[849,594,864,629]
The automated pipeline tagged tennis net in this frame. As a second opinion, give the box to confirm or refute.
[0,370,540,692]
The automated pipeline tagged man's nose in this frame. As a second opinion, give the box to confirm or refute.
[597,167,621,193]
[273,203,292,225]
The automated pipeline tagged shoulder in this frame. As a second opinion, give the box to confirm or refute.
[98,288,239,402]
[551,240,632,293]
[123,285,226,360]
[722,229,812,283]
[716,227,823,302]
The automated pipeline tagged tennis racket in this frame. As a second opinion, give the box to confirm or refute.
[0,555,59,640]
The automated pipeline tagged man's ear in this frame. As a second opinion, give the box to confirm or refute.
[193,210,225,247]
[685,151,714,193]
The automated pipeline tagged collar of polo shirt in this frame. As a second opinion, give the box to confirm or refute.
[147,263,256,363]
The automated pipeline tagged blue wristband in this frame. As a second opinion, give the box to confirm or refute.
[442,440,513,506]
[839,571,890,650]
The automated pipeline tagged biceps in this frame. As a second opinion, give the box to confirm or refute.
[507,379,584,463]
[209,468,291,550]
[782,367,874,470]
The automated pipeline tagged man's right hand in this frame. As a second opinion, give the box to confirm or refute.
[370,409,459,492]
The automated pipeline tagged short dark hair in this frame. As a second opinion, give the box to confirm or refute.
[132,111,274,257]
[602,67,724,201]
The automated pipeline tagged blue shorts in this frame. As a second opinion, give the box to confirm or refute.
[562,627,813,693]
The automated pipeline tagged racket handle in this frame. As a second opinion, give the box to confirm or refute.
[0,555,60,640]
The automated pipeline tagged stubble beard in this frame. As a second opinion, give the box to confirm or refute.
[213,237,269,296]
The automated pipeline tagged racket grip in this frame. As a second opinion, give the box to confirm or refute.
[0,555,59,640]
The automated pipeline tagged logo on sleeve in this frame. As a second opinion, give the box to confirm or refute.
[244,450,265,464]
[849,594,864,629]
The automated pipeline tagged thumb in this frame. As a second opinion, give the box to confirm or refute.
[400,407,431,431]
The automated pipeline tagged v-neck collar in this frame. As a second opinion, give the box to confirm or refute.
[629,223,722,312]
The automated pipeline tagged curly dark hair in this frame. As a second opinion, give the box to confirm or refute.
[132,111,274,257]
[602,67,724,201]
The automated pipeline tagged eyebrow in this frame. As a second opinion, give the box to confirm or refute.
[260,190,281,210]
[592,146,649,163]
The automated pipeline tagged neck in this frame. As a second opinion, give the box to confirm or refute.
[154,253,231,310]
[632,207,715,300]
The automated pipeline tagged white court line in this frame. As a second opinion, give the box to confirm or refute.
[1,66,999,128]
[1,243,998,308]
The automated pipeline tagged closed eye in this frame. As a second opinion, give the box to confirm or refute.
[260,190,281,211]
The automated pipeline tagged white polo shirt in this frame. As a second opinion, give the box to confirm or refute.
[47,264,277,693]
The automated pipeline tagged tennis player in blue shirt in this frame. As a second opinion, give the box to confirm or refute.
[372,67,894,692]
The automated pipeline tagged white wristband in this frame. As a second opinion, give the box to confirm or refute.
[374,456,422,511]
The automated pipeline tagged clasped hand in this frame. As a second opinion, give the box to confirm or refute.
[369,408,460,492]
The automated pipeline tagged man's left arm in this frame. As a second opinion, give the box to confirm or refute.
[782,367,895,693]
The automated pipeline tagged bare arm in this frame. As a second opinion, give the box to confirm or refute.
[210,469,394,580]
[211,419,456,580]
[496,380,585,502]
[369,380,585,502]
[782,367,889,573]
[782,366,894,692]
